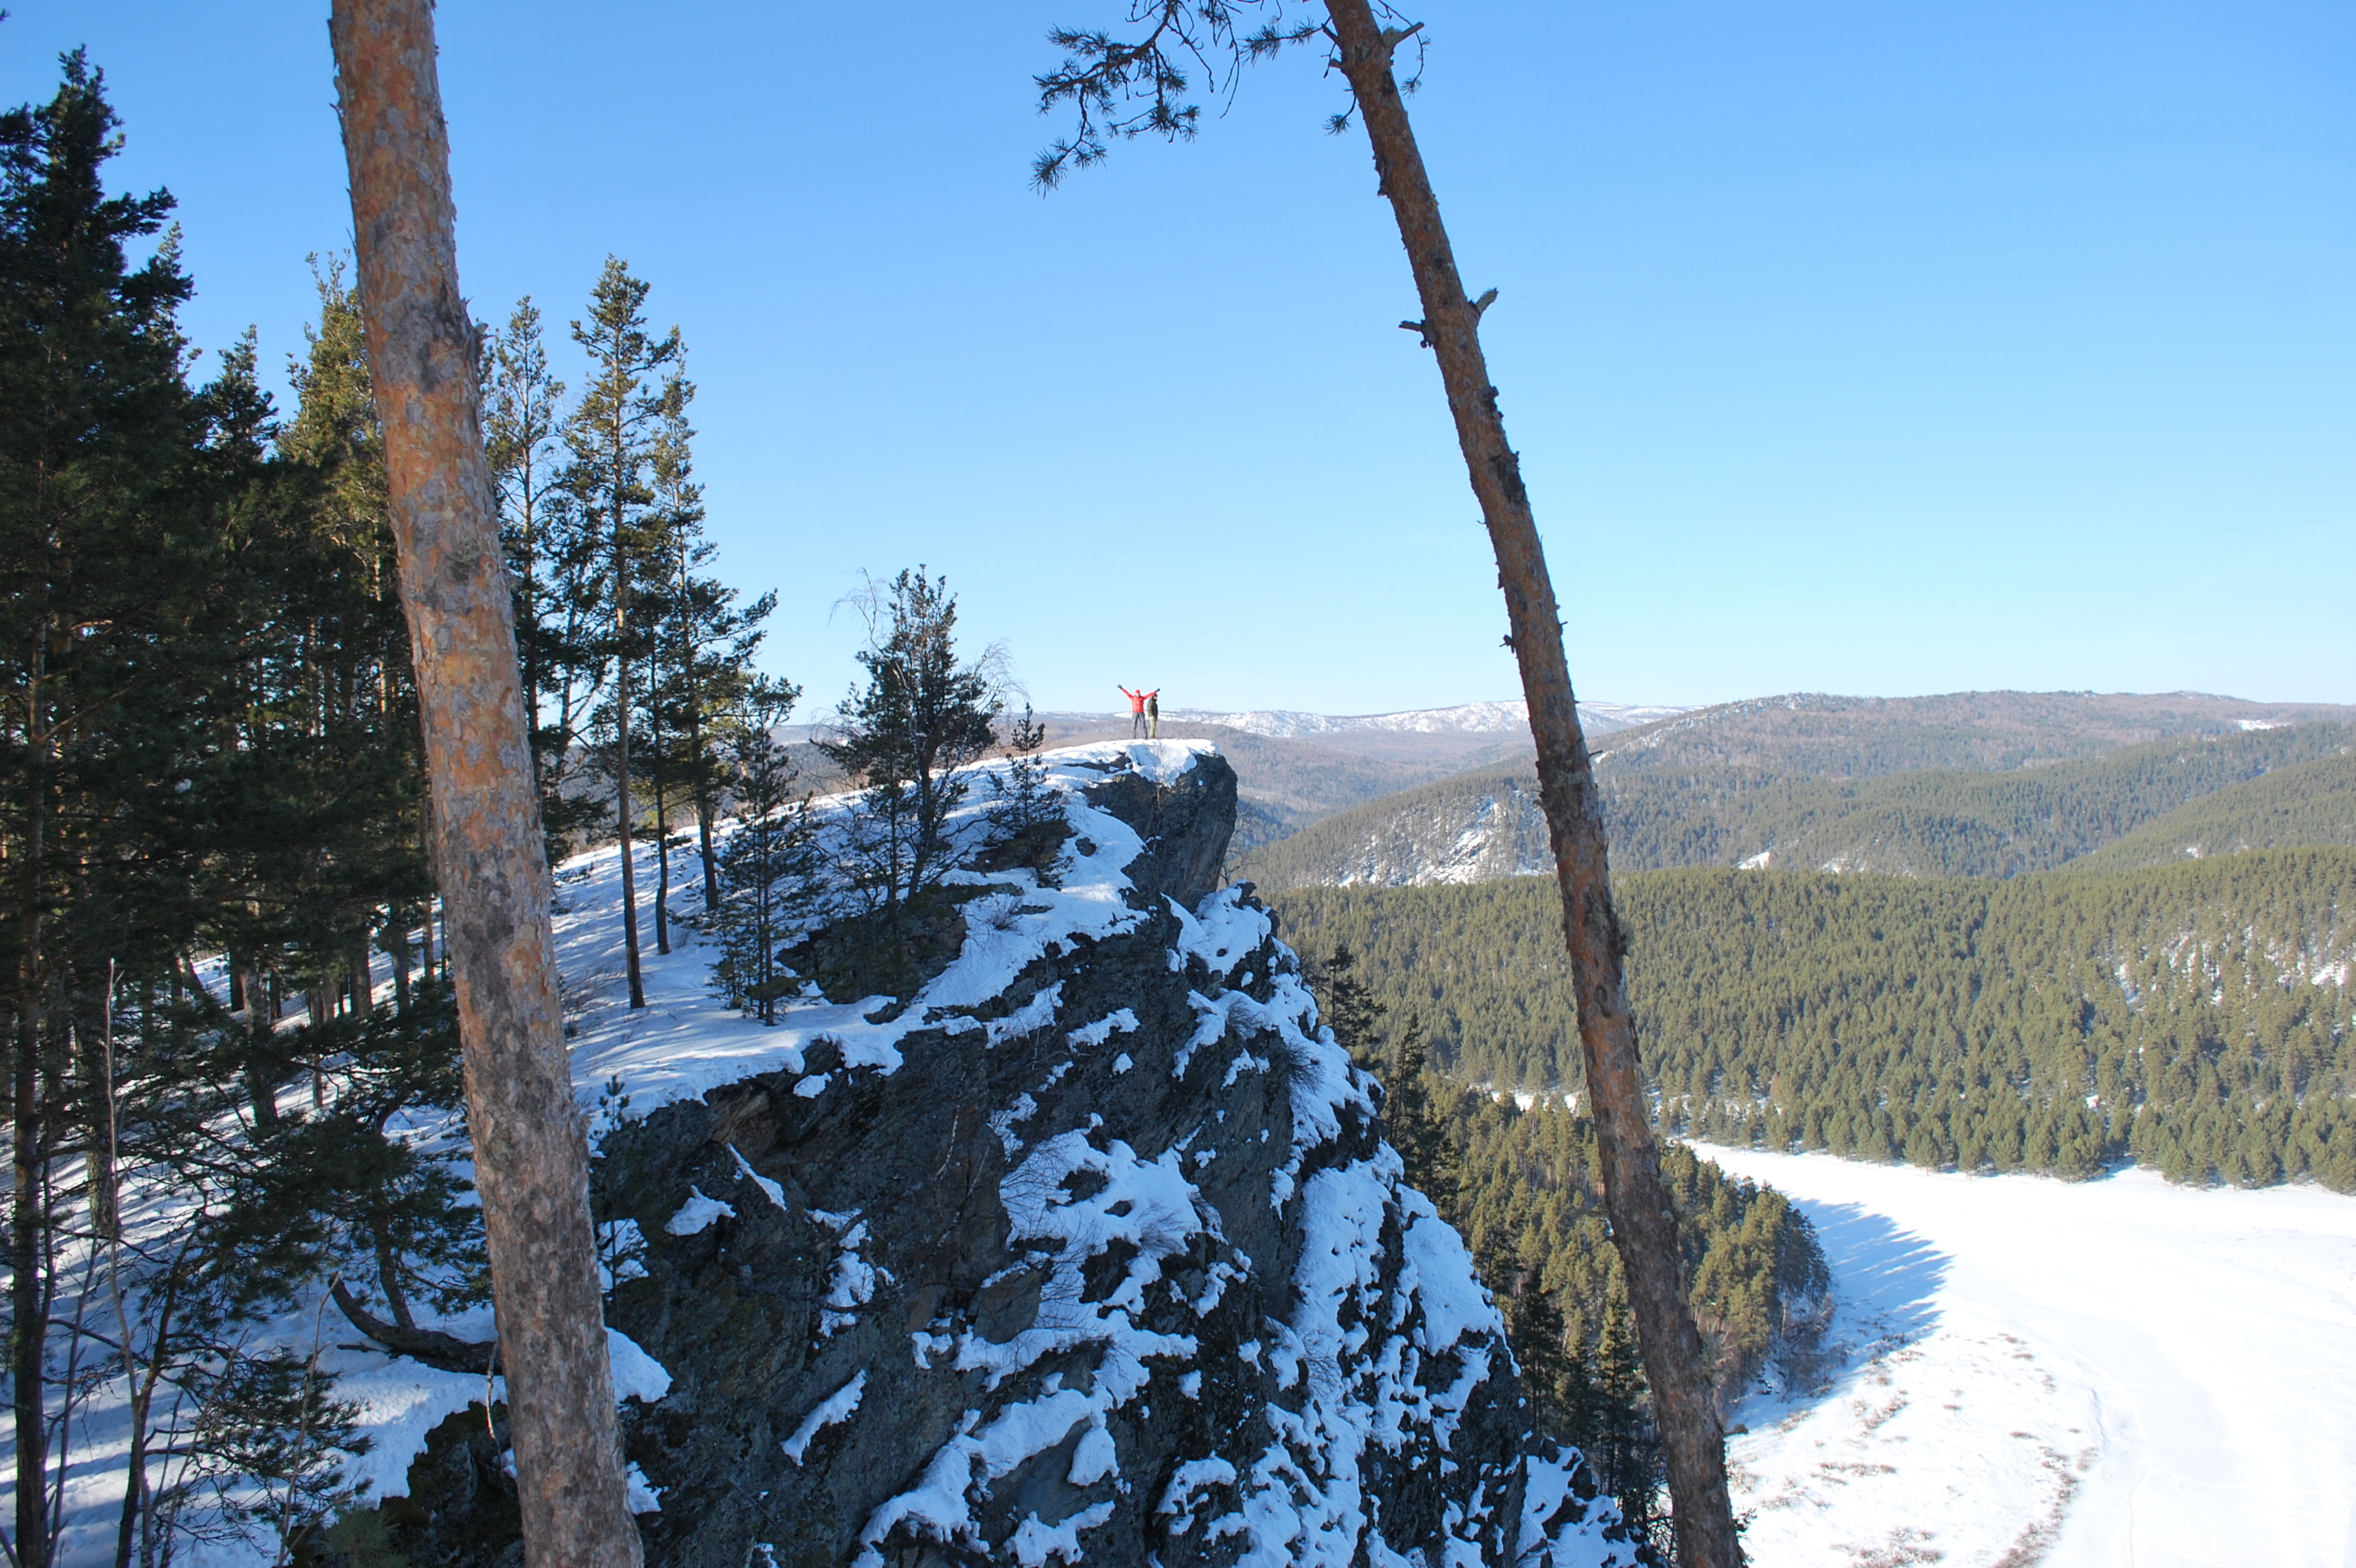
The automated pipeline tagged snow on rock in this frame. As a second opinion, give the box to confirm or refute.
[664,1186,736,1235]
[783,1370,868,1465]
[607,1327,674,1405]
[528,743,1630,1564]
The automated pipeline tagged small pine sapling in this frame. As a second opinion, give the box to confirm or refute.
[980,706,1069,884]
[707,681,821,1023]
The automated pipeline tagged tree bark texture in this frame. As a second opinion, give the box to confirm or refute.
[1324,4,1743,1563]
[326,5,642,1564]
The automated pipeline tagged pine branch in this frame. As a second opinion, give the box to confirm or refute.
[327,1278,499,1377]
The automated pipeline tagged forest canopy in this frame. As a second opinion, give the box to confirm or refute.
[1276,848,2356,1191]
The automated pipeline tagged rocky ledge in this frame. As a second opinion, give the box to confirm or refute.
[387,743,1625,1568]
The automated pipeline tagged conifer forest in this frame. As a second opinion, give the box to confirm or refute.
[0,54,789,1563]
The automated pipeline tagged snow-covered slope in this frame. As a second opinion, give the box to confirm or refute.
[408,743,1627,1565]
[1695,1145,2356,1568]
[1241,764,1556,891]
[7,744,1627,1567]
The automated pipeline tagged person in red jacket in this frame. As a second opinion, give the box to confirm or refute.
[1119,685,1148,738]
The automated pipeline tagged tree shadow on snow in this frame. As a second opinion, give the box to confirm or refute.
[1753,1198,1949,1410]
[1804,1197,1947,1340]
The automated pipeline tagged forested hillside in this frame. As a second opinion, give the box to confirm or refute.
[1595,690,2354,777]
[1245,719,2356,888]
[2070,751,2356,871]
[1276,849,2356,1190]
[1311,959,1829,1556]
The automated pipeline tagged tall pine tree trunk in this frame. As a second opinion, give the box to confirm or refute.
[678,549,722,912]
[1324,5,1742,1562]
[328,7,642,1565]
[695,786,720,912]
[649,651,670,956]
[11,728,51,1568]
[690,682,720,912]
[612,556,647,1007]
[384,914,412,1014]
[652,785,671,955]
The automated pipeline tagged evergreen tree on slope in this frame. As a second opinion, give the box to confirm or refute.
[561,257,681,1009]
[822,568,1002,918]
[707,681,817,1023]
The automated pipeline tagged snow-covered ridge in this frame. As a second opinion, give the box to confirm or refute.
[556,739,1220,1124]
[1158,699,1687,738]
[447,741,1625,1563]
[16,741,1621,1565]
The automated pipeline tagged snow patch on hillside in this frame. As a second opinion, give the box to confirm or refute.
[1325,786,1554,888]
[555,740,1206,1125]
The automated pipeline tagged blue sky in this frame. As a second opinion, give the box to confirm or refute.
[10,2,2350,714]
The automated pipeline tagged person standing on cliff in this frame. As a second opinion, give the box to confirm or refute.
[1146,690,1160,739]
[1119,685,1148,738]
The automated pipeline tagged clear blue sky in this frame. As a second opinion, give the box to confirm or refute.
[10,2,2350,714]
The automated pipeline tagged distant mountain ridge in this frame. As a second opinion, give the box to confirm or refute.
[778,698,1682,856]
[1241,691,2356,889]
[1155,699,1688,739]
[1586,689,2354,774]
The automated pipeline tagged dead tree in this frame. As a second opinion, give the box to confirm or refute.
[1035,6,1743,1561]
[327,2,641,1562]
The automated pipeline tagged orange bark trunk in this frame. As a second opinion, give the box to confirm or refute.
[328,4,640,1562]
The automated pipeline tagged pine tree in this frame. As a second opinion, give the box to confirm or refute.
[707,682,817,1023]
[645,386,775,914]
[485,295,603,858]
[260,259,434,1021]
[821,569,1002,917]
[0,55,223,1561]
[562,256,683,1009]
[332,2,642,1556]
[633,367,778,954]
[980,705,1067,882]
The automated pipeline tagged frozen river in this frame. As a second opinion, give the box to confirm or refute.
[1691,1146,2356,1568]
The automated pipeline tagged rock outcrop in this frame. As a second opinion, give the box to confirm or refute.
[395,743,1624,1567]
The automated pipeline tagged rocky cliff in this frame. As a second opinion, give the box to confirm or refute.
[388,743,1627,1567]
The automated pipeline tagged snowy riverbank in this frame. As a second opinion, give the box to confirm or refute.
[1691,1145,2356,1568]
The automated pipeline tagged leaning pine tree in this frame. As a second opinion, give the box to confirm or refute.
[329,2,641,1562]
[1030,7,1743,1561]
